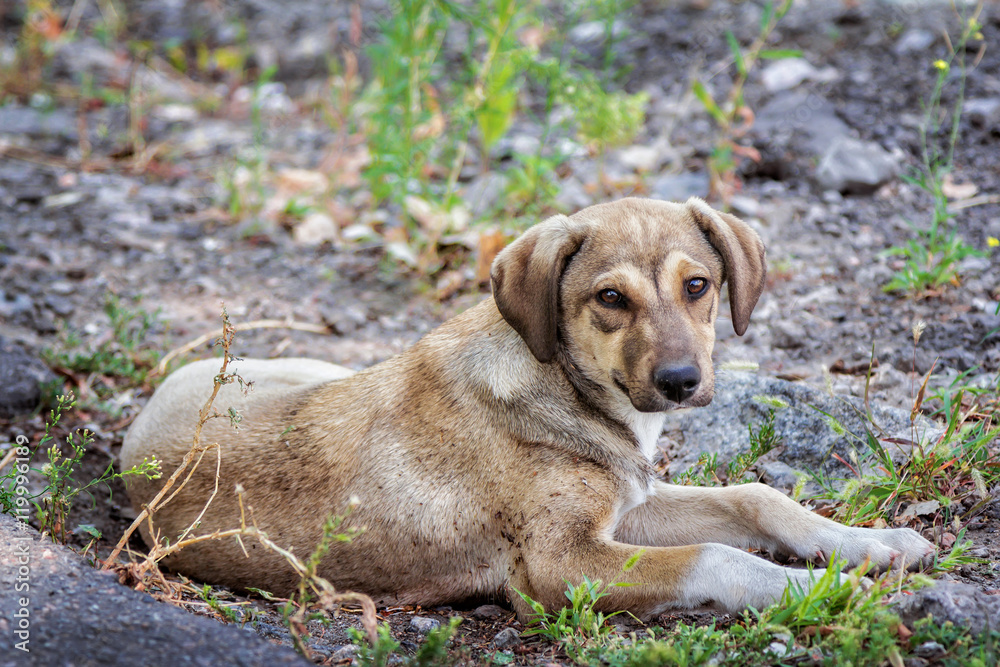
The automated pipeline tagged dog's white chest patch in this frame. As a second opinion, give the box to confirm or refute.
[629,412,667,463]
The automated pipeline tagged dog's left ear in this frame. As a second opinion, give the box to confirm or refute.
[491,215,590,363]
[685,197,766,336]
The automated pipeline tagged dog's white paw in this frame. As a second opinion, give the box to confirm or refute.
[688,544,831,614]
[807,525,934,571]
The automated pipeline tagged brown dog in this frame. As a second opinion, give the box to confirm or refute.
[121,197,933,618]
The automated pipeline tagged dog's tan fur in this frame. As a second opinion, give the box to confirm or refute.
[122,197,932,618]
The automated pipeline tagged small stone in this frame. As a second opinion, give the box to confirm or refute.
[293,212,338,246]
[770,320,806,349]
[649,171,710,202]
[760,58,838,93]
[615,145,662,173]
[914,642,945,658]
[0,337,58,418]
[760,461,803,491]
[894,29,936,55]
[569,20,625,45]
[409,616,441,635]
[471,604,506,620]
[965,98,1000,129]
[766,642,788,657]
[728,195,761,218]
[815,137,899,195]
[0,292,34,318]
[492,627,522,650]
[463,173,509,217]
[895,582,1000,636]
[330,644,359,662]
[44,295,75,318]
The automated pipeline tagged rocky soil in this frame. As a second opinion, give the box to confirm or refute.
[1,0,999,664]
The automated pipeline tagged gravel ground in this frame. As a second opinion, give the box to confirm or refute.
[1,0,999,664]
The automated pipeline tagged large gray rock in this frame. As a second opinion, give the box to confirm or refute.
[0,515,309,666]
[753,91,850,156]
[895,581,1000,636]
[0,338,58,418]
[662,371,939,476]
[815,136,899,194]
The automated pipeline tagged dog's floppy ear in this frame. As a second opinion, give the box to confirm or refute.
[491,215,590,363]
[685,197,766,336]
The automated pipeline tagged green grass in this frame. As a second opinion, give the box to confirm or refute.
[514,561,998,666]
[672,396,785,486]
[42,293,161,396]
[883,4,987,296]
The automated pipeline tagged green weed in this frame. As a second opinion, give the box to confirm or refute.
[673,398,784,486]
[43,293,160,393]
[282,501,366,655]
[883,4,987,296]
[348,617,462,667]
[0,393,161,543]
[809,379,999,531]
[197,584,241,624]
[691,0,798,203]
[218,65,278,223]
[515,550,644,661]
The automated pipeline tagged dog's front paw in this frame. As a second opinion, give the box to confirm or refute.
[810,525,934,571]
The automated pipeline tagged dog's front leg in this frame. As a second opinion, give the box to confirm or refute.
[513,537,823,620]
[615,482,934,570]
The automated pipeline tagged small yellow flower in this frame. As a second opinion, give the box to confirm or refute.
[933,59,949,71]
[988,236,999,248]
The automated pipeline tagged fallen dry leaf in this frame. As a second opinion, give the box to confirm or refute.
[475,229,507,284]
[942,173,978,200]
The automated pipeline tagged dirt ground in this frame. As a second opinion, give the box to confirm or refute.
[1,0,999,664]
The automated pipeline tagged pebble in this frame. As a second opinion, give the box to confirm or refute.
[893,29,936,55]
[463,173,509,217]
[815,136,898,194]
[471,604,506,620]
[409,616,441,635]
[914,641,945,658]
[491,627,522,650]
[760,58,838,93]
[554,176,592,211]
[649,171,710,202]
[293,212,338,246]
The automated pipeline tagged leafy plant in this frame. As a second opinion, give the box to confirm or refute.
[43,293,160,392]
[573,81,649,158]
[691,0,798,202]
[673,398,784,486]
[0,393,161,543]
[197,584,241,624]
[883,4,986,296]
[350,623,402,667]
[515,550,644,661]
[361,0,455,206]
[281,501,366,654]
[348,617,462,667]
[809,381,999,531]
[219,65,279,223]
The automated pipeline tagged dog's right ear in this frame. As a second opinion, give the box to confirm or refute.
[491,215,590,363]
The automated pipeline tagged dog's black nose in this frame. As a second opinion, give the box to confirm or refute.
[653,364,701,403]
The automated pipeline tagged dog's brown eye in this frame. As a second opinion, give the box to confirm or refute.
[686,278,708,296]
[598,289,623,305]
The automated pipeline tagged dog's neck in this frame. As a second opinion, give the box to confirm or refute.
[431,300,655,485]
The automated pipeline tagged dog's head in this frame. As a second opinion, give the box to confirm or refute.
[491,197,765,413]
